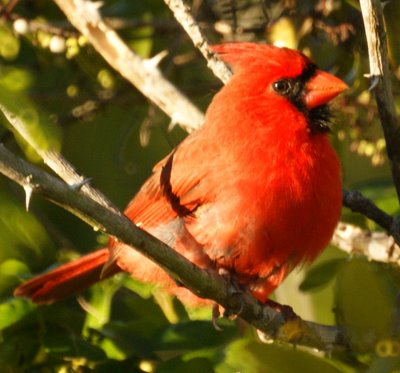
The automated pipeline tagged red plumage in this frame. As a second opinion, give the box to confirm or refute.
[14,43,347,305]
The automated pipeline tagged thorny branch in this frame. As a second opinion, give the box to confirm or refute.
[0,143,344,351]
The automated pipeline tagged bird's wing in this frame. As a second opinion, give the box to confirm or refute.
[123,133,214,229]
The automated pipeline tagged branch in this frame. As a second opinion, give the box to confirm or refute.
[0,143,344,351]
[164,0,233,84]
[332,222,400,265]
[52,0,205,133]
[360,0,400,201]
[342,189,400,253]
[343,189,393,232]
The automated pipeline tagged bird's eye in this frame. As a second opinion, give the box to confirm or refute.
[272,79,291,95]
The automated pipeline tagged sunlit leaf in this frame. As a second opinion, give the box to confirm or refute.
[335,257,399,352]
[0,259,30,295]
[268,17,298,49]
[0,298,36,330]
[0,25,20,60]
[0,67,33,91]
[216,339,350,373]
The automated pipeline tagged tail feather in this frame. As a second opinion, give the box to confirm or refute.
[14,248,121,304]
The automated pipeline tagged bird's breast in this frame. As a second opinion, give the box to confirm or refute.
[191,131,342,278]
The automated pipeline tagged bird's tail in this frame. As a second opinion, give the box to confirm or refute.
[14,248,121,304]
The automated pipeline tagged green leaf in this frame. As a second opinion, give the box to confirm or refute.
[43,330,106,361]
[157,356,215,373]
[0,188,55,269]
[0,330,40,370]
[216,339,350,373]
[300,258,345,292]
[156,320,237,352]
[0,25,20,60]
[0,259,30,295]
[0,298,36,330]
[83,277,123,332]
[335,257,399,352]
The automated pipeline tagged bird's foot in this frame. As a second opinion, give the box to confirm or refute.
[217,268,245,318]
[265,298,298,321]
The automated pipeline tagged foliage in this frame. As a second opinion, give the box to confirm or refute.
[0,0,399,371]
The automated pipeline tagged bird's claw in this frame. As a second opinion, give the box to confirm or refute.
[212,303,223,331]
[265,299,298,321]
[217,267,245,317]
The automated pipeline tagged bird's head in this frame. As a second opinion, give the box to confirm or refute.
[211,43,348,134]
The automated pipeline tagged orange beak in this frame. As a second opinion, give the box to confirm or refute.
[304,70,348,109]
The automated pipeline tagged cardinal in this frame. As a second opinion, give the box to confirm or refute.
[14,43,347,306]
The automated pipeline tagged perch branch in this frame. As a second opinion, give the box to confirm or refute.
[0,143,344,351]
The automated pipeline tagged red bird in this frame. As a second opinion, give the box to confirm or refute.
[14,43,347,306]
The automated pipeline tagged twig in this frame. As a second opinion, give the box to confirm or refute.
[343,189,393,232]
[164,0,233,84]
[360,0,400,201]
[52,0,205,133]
[0,143,345,351]
[343,189,400,250]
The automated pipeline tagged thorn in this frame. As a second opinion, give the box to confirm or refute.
[212,303,223,331]
[168,118,178,131]
[144,50,168,69]
[256,329,275,344]
[69,177,92,191]
[23,175,33,211]
[368,76,379,91]
[75,0,103,25]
